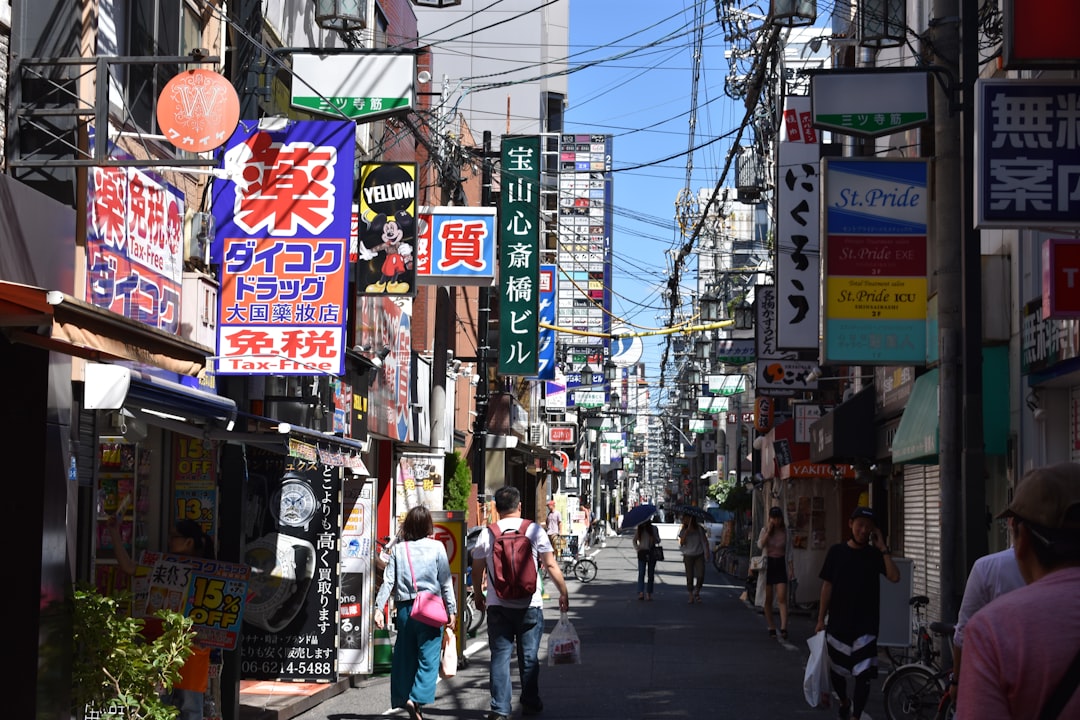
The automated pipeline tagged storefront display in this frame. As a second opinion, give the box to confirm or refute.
[95,439,150,596]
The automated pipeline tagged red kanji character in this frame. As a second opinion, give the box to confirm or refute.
[233,132,336,235]
[438,221,486,271]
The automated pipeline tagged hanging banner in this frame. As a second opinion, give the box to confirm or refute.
[775,96,821,350]
[212,120,355,375]
[357,163,418,296]
[396,453,446,521]
[498,136,541,376]
[86,135,186,334]
[338,477,376,675]
[755,284,817,394]
[240,450,342,682]
[531,264,557,380]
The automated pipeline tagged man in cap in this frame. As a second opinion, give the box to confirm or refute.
[816,506,900,720]
[956,463,1080,719]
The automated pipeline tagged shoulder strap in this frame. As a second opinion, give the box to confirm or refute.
[519,518,531,533]
[1039,646,1080,720]
[488,522,502,539]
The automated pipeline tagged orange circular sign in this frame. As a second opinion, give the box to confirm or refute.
[156,69,241,153]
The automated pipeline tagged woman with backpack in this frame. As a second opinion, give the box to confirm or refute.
[374,506,457,720]
[633,517,661,601]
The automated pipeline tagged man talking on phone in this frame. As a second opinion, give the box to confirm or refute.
[816,507,900,720]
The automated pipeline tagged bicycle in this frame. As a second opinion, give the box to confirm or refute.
[786,561,818,614]
[885,595,936,668]
[558,546,598,582]
[881,620,956,720]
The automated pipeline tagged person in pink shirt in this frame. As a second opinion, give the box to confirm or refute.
[957,462,1080,719]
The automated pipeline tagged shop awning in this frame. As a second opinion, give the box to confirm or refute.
[84,363,236,423]
[0,281,209,376]
[891,369,939,464]
[223,411,370,472]
[809,386,875,463]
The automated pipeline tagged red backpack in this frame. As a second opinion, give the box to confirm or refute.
[488,519,538,600]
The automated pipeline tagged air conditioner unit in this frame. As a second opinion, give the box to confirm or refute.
[186,212,214,264]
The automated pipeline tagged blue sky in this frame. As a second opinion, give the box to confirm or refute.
[564,1,743,401]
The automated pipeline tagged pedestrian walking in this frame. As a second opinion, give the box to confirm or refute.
[947,545,1024,708]
[374,506,457,720]
[758,506,790,640]
[678,514,708,603]
[633,517,660,600]
[471,486,570,720]
[957,462,1080,720]
[815,506,900,720]
[545,499,563,556]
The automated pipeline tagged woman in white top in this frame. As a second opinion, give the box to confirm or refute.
[678,515,708,603]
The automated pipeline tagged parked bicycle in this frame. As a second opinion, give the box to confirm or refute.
[881,619,956,720]
[885,595,936,668]
[786,561,818,613]
[558,545,598,583]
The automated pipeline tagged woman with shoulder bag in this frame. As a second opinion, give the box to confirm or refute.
[633,517,661,601]
[375,506,457,720]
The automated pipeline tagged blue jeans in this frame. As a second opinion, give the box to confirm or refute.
[486,605,544,716]
[637,552,656,594]
[390,600,443,708]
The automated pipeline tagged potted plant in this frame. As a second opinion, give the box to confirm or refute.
[72,585,196,720]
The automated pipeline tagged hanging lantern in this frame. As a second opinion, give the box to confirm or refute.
[315,0,367,31]
[771,0,816,27]
[734,301,755,330]
[859,0,906,48]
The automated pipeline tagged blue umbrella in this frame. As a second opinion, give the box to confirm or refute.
[673,504,711,523]
[621,503,658,529]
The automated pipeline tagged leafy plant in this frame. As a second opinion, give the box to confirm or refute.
[443,450,472,511]
[72,586,196,720]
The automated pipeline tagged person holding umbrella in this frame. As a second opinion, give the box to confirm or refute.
[633,516,661,601]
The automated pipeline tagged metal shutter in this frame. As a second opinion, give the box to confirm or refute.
[902,463,942,622]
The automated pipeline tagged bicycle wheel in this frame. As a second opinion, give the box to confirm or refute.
[573,558,598,583]
[882,665,946,720]
[465,590,485,636]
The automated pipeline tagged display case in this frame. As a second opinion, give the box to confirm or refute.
[95,438,151,595]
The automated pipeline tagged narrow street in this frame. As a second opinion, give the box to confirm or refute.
[260,534,888,720]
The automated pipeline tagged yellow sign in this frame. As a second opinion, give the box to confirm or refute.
[825,277,926,320]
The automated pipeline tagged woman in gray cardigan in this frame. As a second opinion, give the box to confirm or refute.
[375,506,457,720]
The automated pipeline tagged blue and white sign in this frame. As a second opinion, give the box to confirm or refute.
[976,79,1080,228]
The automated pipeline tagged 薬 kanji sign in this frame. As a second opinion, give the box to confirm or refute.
[211,120,355,375]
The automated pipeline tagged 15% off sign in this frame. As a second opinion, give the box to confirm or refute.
[137,551,251,650]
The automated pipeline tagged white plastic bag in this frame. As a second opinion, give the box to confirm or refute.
[803,630,832,707]
[439,626,457,678]
[547,611,581,666]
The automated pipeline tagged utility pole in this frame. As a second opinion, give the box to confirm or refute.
[473,130,494,496]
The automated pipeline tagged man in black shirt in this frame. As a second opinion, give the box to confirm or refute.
[816,506,901,720]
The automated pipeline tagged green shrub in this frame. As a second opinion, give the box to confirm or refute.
[72,586,196,720]
[444,450,472,511]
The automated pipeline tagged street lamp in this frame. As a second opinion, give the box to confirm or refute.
[859,0,906,48]
[733,301,754,330]
[315,0,366,31]
[771,0,816,27]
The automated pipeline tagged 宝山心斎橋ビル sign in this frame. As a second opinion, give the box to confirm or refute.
[211,120,355,376]
[498,136,541,376]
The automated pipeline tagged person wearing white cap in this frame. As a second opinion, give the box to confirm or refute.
[957,462,1080,720]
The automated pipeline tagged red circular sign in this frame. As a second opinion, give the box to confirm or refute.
[156,69,240,153]
[579,460,592,476]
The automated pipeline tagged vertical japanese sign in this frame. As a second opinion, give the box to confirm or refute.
[241,450,341,682]
[86,138,186,334]
[755,284,816,394]
[212,120,354,376]
[499,136,541,376]
[532,264,557,380]
[775,97,821,350]
[822,159,928,364]
[356,163,417,296]
[339,476,375,675]
[976,80,1080,227]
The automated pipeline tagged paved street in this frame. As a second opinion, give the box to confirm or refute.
[270,534,887,720]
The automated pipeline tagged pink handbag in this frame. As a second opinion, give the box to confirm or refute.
[405,541,448,627]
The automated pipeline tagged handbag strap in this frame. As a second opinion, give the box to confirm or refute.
[403,540,419,592]
[1039,645,1080,720]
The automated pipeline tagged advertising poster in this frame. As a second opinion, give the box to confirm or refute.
[339,477,375,675]
[133,551,250,650]
[241,448,342,682]
[357,163,418,296]
[356,295,412,441]
[211,120,355,376]
[86,137,186,334]
[396,453,445,521]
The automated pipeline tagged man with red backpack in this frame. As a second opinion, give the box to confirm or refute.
[471,486,570,720]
